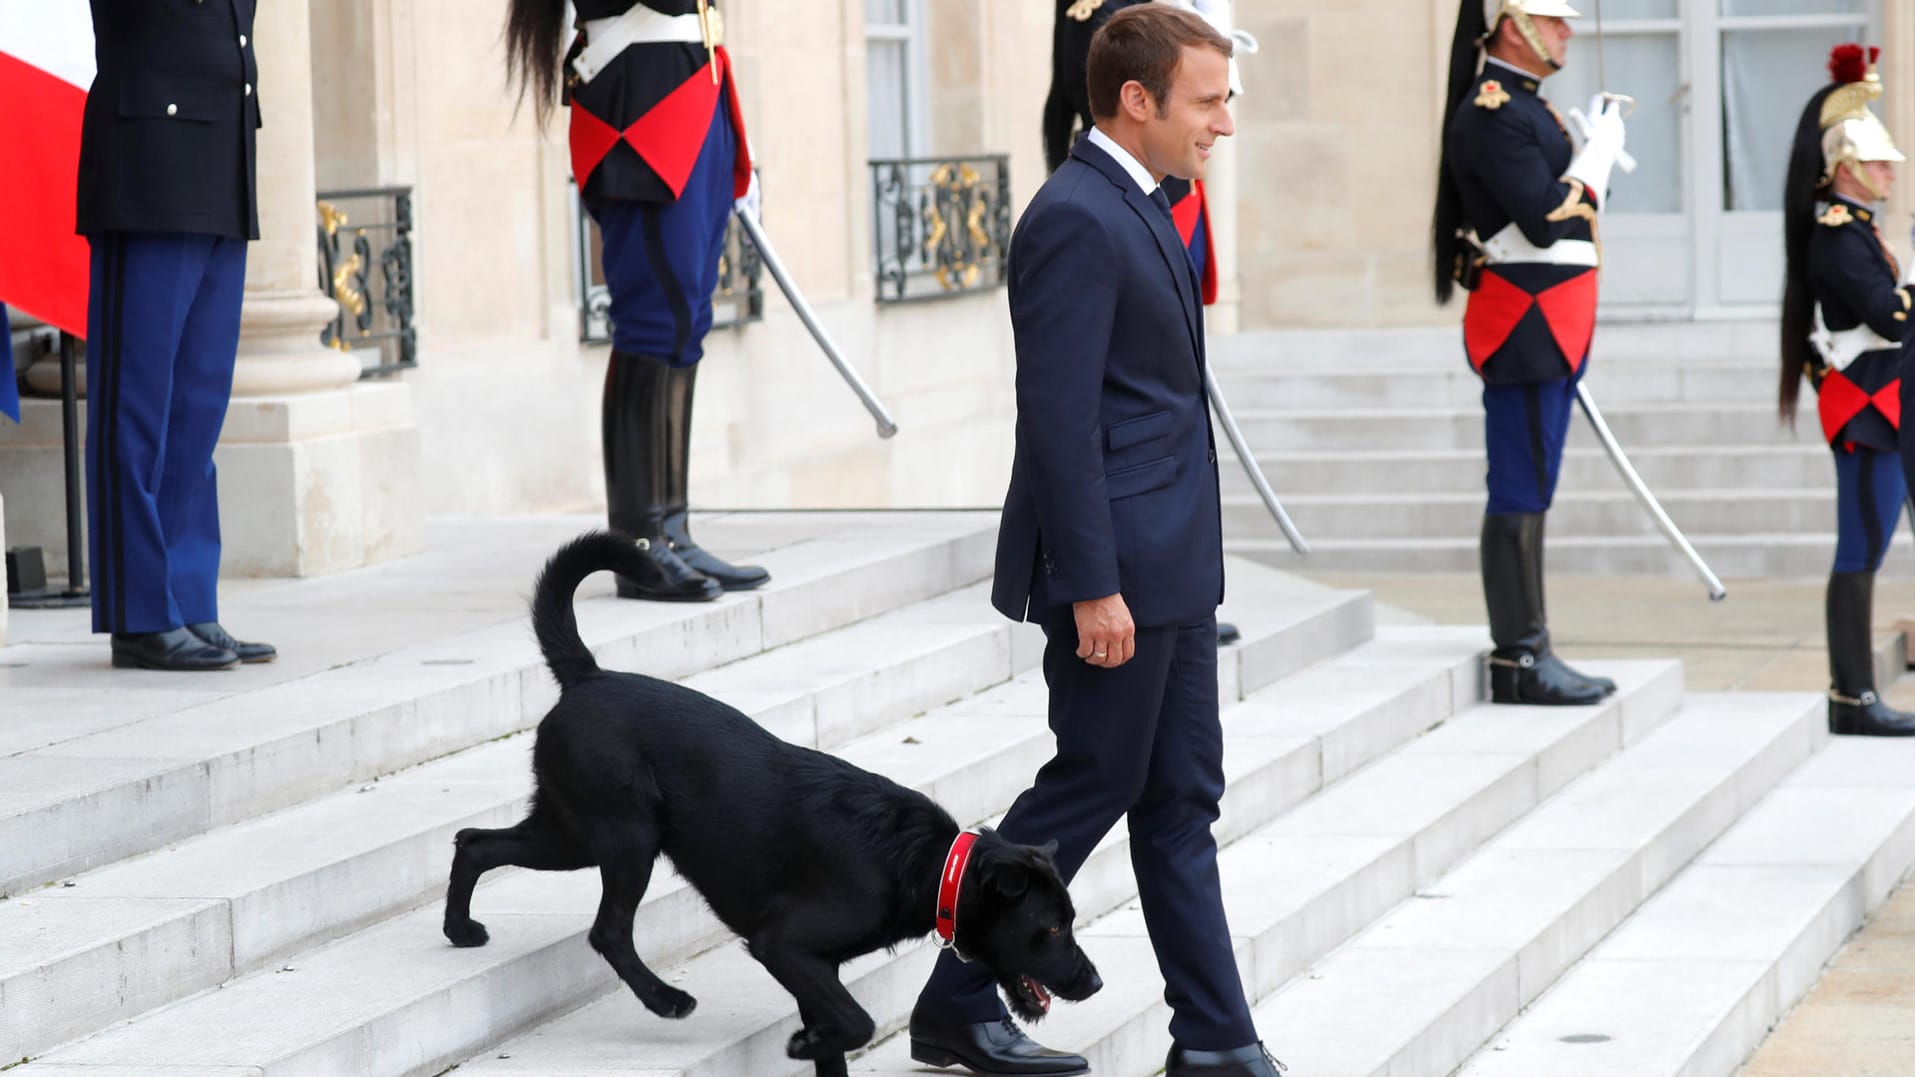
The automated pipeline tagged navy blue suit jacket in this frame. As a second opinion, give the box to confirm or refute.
[77,0,261,240]
[991,136,1224,629]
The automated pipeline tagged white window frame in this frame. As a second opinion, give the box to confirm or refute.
[865,0,931,160]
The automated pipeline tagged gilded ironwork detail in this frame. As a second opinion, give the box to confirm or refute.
[871,155,1012,304]
[316,187,417,376]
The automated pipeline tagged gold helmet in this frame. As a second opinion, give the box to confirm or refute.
[1821,46,1904,199]
[1481,0,1581,71]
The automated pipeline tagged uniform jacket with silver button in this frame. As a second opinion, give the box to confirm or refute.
[1445,61,1601,385]
[76,0,261,240]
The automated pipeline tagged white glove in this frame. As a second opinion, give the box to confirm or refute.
[734,168,762,222]
[1564,94,1628,203]
[1187,0,1257,96]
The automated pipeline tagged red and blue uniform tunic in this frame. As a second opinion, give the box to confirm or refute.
[567,0,751,365]
[1808,196,1910,572]
[1445,60,1602,514]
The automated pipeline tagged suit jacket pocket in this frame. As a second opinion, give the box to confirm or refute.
[1105,409,1173,451]
[1105,456,1175,500]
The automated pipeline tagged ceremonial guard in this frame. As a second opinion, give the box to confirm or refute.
[75,0,276,671]
[505,0,767,602]
[1433,0,1625,706]
[1780,46,1915,736]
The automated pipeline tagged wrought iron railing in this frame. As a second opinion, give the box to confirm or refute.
[869,155,1011,304]
[574,195,765,345]
[315,186,417,378]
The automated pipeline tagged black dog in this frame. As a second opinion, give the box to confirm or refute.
[444,532,1102,1076]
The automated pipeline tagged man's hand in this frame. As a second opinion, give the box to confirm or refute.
[1074,593,1136,669]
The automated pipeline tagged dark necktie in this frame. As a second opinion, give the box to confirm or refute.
[1150,186,1173,219]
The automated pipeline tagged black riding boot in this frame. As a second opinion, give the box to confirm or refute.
[657,363,770,591]
[1826,570,1915,735]
[1482,512,1614,705]
[603,353,722,602]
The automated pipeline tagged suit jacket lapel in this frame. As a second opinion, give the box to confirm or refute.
[1070,138,1204,359]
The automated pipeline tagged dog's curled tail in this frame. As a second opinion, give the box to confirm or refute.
[531,530,653,689]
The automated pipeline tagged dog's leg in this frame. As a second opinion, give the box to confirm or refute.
[749,941,876,1060]
[443,809,592,948]
[587,831,697,1018]
[795,1001,851,1077]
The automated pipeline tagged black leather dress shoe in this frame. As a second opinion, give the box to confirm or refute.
[1218,622,1242,646]
[187,622,277,664]
[908,1013,1088,1076]
[1167,1042,1287,1077]
[110,628,240,672]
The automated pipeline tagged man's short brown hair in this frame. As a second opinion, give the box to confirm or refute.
[1086,4,1233,121]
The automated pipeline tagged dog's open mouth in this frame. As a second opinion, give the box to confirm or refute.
[1015,974,1052,1015]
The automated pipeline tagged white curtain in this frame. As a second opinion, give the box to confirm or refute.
[1721,25,1859,211]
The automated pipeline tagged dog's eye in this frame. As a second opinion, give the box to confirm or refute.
[1049,924,1061,935]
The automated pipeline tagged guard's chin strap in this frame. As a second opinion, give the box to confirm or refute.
[1479,7,1561,72]
[1826,155,1890,202]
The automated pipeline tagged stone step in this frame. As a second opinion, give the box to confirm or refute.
[1231,532,1915,581]
[1219,445,1834,500]
[1241,691,1825,1077]
[1453,736,1915,1077]
[0,516,999,898]
[420,627,1513,1077]
[0,582,1035,1063]
[854,662,1688,1077]
[14,564,1377,1075]
[1224,488,1845,544]
[1208,361,1779,411]
[1230,404,1804,455]
[1208,322,1775,372]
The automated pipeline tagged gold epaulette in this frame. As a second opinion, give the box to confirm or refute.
[1065,0,1105,20]
[1474,80,1511,111]
[1820,203,1853,227]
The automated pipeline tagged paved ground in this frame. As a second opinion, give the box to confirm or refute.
[1303,569,1915,1076]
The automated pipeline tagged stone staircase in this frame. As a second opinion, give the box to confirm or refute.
[3,511,1913,1077]
[1211,322,1915,580]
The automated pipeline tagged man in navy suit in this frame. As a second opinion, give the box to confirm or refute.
[77,0,275,671]
[907,7,1281,1076]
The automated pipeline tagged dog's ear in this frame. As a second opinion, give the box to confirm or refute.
[1035,840,1060,864]
[984,860,1032,900]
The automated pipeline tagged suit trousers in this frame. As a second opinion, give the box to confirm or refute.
[85,231,246,635]
[917,612,1257,1050]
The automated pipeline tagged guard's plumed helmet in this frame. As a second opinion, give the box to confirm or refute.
[1820,45,1904,199]
[1481,0,1581,71]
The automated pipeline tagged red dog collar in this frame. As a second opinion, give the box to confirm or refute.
[934,828,981,953]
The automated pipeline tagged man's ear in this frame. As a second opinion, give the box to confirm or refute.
[1120,79,1152,122]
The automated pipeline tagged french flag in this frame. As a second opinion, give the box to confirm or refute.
[1,6,94,344]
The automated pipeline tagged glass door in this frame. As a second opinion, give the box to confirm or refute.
[1700,0,1877,312]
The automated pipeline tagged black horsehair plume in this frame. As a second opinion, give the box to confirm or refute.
[1431,0,1489,305]
[504,0,569,126]
[1778,46,1859,424]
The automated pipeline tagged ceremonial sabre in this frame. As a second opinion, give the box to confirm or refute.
[733,209,900,439]
[1206,368,1309,555]
[1575,384,1726,600]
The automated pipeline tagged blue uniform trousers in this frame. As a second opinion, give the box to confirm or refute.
[917,614,1257,1050]
[1832,444,1903,573]
[85,231,246,634]
[1484,372,1579,515]
[587,96,737,367]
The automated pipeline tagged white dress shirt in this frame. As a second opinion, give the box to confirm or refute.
[1087,126,1160,198]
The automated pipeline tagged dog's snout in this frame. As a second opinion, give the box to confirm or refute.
[1084,967,1104,995]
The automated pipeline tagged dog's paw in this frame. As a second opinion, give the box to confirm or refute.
[443,919,490,948]
[642,984,698,1019]
[786,1028,822,1060]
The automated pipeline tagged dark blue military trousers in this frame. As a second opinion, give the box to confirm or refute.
[1483,371,1580,514]
[586,91,737,367]
[85,231,246,635]
[916,613,1259,1050]
[1832,445,1903,573]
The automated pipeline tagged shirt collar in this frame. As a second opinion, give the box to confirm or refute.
[1088,126,1159,197]
[1483,57,1546,94]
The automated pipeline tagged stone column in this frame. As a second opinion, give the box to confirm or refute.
[232,0,361,396]
[211,0,424,575]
